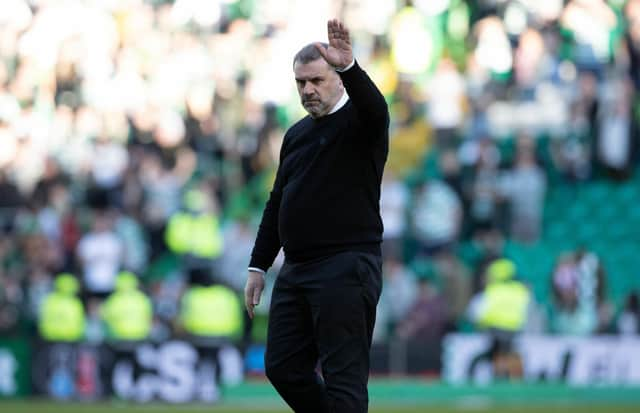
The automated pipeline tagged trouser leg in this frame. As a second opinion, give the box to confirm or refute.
[264,266,328,413]
[307,252,382,413]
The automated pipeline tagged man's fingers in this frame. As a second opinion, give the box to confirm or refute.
[244,285,251,305]
[315,42,328,59]
[245,299,254,319]
[252,282,262,306]
[327,19,350,50]
[328,19,345,39]
[328,18,338,33]
[245,293,255,319]
[245,284,255,317]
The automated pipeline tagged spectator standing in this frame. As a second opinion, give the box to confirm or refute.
[76,211,124,300]
[409,179,463,255]
[461,137,503,234]
[596,80,634,181]
[432,250,472,328]
[426,58,466,149]
[502,135,546,243]
[550,249,612,335]
[0,272,23,336]
[0,169,23,228]
[395,270,448,342]
[218,213,255,292]
[380,171,409,261]
[375,256,418,342]
[617,291,640,335]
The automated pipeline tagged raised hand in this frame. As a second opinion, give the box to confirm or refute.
[316,19,353,70]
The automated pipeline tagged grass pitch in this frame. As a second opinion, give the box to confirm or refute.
[0,401,639,413]
[3,379,639,412]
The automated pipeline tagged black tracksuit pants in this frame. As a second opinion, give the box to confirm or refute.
[264,251,382,413]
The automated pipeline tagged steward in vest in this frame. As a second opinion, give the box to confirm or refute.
[165,188,224,261]
[466,258,531,380]
[476,259,531,332]
[101,271,152,341]
[39,273,85,342]
[179,269,243,341]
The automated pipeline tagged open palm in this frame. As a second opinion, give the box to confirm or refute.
[316,19,353,70]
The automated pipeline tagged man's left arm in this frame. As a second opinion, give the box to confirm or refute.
[316,19,389,133]
[337,61,389,131]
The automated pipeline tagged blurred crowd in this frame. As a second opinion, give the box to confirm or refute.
[1,0,640,347]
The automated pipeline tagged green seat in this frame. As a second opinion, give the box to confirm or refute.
[579,181,611,203]
[617,183,640,204]
[564,202,591,223]
[592,203,617,223]
[574,223,599,244]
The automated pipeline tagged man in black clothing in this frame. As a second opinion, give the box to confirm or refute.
[244,19,388,413]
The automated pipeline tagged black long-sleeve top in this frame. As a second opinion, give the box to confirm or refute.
[249,61,389,271]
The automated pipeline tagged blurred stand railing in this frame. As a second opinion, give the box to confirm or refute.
[2,334,639,402]
[0,337,243,403]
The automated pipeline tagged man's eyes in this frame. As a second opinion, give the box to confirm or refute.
[297,78,323,86]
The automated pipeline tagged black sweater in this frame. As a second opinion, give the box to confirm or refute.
[249,61,389,271]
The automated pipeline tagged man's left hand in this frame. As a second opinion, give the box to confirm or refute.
[316,19,353,70]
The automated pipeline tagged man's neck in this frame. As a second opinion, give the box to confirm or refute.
[327,90,349,115]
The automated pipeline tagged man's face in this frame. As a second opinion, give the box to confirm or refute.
[294,58,344,118]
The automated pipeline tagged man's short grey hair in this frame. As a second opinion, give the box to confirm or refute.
[293,43,328,68]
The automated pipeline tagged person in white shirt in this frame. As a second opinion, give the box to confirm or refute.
[77,211,124,299]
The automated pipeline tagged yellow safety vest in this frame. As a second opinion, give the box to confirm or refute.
[180,285,243,338]
[478,281,530,332]
[39,293,85,342]
[102,290,152,340]
[165,212,223,259]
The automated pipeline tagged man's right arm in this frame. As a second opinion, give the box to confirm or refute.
[245,153,285,318]
[248,160,285,273]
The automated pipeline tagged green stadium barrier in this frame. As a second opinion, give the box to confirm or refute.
[0,338,30,398]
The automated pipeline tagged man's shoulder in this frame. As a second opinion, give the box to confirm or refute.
[286,115,313,136]
[282,115,314,147]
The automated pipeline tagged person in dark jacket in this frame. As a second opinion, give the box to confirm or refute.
[243,19,388,413]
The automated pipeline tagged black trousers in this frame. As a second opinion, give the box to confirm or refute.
[265,251,382,413]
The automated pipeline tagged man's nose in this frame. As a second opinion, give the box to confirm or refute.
[302,82,315,95]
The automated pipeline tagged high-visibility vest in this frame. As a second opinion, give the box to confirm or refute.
[180,285,243,338]
[165,212,223,259]
[102,290,152,340]
[39,293,85,342]
[478,281,530,332]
